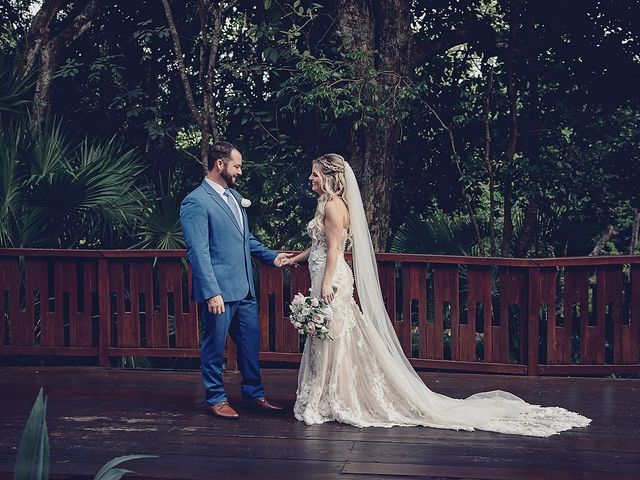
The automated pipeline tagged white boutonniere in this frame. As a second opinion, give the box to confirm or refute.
[240,198,252,208]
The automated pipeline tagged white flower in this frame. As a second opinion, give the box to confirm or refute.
[293,321,303,329]
[310,298,320,307]
[240,197,251,208]
[292,293,305,305]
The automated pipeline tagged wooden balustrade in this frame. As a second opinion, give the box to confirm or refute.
[1,248,639,376]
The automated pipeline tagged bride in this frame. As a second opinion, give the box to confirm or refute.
[284,153,591,437]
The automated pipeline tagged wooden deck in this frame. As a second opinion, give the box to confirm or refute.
[0,367,638,480]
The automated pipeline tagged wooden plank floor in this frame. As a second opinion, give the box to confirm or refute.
[0,367,638,480]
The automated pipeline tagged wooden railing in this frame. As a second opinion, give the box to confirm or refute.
[1,248,638,376]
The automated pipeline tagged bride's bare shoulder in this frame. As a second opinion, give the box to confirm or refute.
[325,197,349,228]
[325,197,348,215]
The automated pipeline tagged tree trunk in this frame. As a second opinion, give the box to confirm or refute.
[501,4,519,257]
[32,42,59,124]
[514,3,541,258]
[331,1,495,250]
[630,209,640,255]
[162,0,228,169]
[514,197,537,257]
[336,0,411,251]
[589,224,616,256]
[483,60,496,256]
[17,0,65,77]
[20,0,102,125]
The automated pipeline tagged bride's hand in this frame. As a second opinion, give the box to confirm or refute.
[280,256,298,268]
[321,283,334,304]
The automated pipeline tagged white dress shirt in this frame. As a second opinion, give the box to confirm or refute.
[204,177,244,230]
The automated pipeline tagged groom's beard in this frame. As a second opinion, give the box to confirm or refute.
[221,168,237,187]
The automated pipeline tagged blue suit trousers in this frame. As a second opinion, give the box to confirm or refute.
[200,296,265,405]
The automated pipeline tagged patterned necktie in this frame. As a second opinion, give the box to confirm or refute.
[223,189,243,231]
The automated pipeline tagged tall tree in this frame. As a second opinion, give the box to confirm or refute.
[18,0,103,124]
[161,0,238,167]
[334,0,492,250]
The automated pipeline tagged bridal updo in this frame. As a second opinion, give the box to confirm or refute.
[310,153,349,241]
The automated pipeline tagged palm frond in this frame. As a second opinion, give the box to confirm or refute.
[0,122,25,246]
[0,55,33,117]
[13,126,149,248]
[391,211,474,255]
[134,195,185,250]
[27,118,71,179]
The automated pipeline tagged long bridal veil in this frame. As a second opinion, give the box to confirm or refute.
[343,161,590,436]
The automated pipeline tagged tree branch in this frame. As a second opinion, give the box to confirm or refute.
[18,0,66,76]
[161,0,202,129]
[196,0,208,90]
[55,0,102,48]
[205,1,224,142]
[412,26,473,68]
[589,224,617,256]
[420,99,485,255]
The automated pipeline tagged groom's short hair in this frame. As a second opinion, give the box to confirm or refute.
[208,141,241,171]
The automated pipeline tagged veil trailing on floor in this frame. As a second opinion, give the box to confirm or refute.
[342,161,590,436]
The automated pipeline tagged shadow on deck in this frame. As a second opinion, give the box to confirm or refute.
[0,367,638,480]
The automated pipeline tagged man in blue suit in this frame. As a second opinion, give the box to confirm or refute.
[180,141,291,419]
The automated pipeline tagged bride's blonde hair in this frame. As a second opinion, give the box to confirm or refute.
[309,153,349,241]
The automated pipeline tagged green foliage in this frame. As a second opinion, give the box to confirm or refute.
[92,455,157,480]
[391,210,476,256]
[15,388,49,480]
[14,388,155,479]
[1,0,639,255]
[0,55,33,117]
[0,117,148,248]
[134,195,185,250]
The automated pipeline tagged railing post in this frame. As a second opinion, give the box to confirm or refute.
[98,257,110,367]
[527,264,541,376]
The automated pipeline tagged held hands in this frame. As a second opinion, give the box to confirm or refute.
[207,295,225,314]
[274,252,294,268]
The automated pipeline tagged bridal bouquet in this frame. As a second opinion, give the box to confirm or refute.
[289,290,335,341]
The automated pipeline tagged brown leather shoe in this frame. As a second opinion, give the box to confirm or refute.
[247,396,284,412]
[206,401,239,419]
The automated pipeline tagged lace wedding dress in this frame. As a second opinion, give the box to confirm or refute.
[293,163,591,437]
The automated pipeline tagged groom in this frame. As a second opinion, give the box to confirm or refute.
[180,141,290,419]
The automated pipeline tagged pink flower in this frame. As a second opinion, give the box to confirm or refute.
[293,321,303,329]
[292,293,305,305]
[313,314,324,324]
[307,323,316,334]
[310,298,320,307]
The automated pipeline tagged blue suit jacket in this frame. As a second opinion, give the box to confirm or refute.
[180,180,278,303]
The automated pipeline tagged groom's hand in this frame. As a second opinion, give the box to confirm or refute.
[207,295,225,314]
[274,252,293,268]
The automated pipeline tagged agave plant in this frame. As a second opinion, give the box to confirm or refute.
[16,388,155,480]
[0,117,148,248]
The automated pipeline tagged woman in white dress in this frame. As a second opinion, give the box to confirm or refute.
[286,153,591,437]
